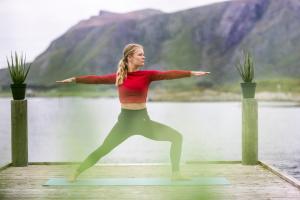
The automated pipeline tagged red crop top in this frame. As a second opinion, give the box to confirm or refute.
[75,70,191,103]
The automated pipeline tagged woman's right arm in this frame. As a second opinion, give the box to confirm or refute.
[56,73,116,84]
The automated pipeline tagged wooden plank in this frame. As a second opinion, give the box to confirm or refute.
[0,163,11,172]
[1,163,300,199]
[186,160,241,164]
[259,160,300,190]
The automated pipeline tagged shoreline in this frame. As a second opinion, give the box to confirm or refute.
[1,89,300,103]
[147,88,300,103]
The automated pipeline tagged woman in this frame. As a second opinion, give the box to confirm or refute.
[56,43,210,182]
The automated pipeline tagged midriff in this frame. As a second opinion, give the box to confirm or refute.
[121,103,146,110]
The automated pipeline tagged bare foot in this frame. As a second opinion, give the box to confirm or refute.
[171,171,190,181]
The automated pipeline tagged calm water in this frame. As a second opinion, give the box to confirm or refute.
[1,97,300,179]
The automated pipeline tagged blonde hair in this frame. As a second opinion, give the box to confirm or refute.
[115,43,143,86]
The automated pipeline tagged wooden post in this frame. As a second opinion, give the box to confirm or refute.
[242,98,258,165]
[11,100,28,166]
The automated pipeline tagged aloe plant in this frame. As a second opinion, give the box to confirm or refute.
[6,52,31,84]
[235,50,255,83]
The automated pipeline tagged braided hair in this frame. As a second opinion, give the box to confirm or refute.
[115,43,143,86]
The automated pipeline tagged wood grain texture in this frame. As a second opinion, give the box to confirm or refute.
[11,100,28,167]
[1,163,300,199]
[242,99,258,165]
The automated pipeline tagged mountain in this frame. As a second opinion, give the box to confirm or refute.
[1,0,300,89]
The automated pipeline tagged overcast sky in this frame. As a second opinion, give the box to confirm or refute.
[0,0,233,68]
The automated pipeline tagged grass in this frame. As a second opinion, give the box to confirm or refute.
[256,79,300,93]
[211,78,300,93]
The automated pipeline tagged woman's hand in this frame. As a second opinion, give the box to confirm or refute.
[191,71,210,76]
[56,77,76,83]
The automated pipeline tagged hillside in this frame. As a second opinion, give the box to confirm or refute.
[1,0,299,92]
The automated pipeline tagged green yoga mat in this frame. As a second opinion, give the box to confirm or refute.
[43,177,229,186]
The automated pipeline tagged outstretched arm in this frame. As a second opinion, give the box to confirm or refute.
[149,70,210,81]
[56,73,116,84]
[149,70,191,81]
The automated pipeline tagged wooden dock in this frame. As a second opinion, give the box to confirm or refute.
[1,161,300,199]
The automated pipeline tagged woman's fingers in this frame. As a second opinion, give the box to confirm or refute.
[56,80,70,83]
[56,78,75,83]
[56,80,67,83]
[192,71,210,76]
[199,72,210,75]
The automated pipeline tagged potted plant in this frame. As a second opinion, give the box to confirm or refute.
[6,52,31,100]
[235,50,256,98]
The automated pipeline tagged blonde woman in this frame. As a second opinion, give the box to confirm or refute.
[56,43,210,182]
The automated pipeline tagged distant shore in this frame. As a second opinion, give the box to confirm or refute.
[1,89,300,103]
[149,90,300,102]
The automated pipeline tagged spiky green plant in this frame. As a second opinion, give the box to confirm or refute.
[235,50,255,82]
[6,52,31,84]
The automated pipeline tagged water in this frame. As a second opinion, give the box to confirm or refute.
[1,97,300,180]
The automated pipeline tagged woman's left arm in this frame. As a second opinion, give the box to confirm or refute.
[148,70,210,81]
[190,71,210,76]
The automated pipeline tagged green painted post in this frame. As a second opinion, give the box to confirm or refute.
[242,98,258,165]
[11,100,28,166]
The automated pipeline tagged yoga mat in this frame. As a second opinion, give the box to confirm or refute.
[43,177,229,186]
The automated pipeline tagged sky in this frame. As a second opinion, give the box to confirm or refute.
[0,0,233,69]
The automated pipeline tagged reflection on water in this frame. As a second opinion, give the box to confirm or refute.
[0,97,299,180]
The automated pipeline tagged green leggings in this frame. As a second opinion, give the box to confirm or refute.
[75,108,183,175]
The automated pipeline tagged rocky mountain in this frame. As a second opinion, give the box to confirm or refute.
[1,0,300,88]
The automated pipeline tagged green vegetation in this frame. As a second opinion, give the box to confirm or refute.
[235,50,254,83]
[161,27,202,69]
[6,52,31,84]
[213,78,300,93]
[256,78,300,93]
